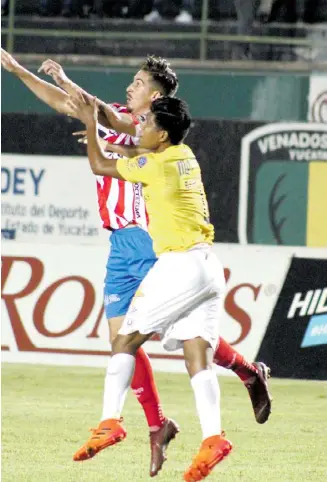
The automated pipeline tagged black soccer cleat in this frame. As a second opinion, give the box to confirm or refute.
[245,362,272,424]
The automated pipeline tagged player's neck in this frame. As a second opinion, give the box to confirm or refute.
[155,142,173,153]
[132,107,148,116]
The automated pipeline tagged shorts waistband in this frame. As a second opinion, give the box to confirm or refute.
[188,243,211,252]
[109,225,146,236]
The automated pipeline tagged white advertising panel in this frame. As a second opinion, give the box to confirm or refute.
[4,242,325,373]
[1,154,108,244]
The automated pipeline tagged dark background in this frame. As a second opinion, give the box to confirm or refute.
[1,112,264,243]
[257,257,327,380]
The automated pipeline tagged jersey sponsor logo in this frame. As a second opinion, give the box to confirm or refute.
[137,156,147,168]
[184,179,197,189]
[133,183,142,219]
[239,123,327,246]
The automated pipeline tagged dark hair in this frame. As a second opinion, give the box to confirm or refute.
[141,55,179,97]
[151,97,191,145]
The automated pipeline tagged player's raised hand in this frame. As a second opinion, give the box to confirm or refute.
[1,48,22,73]
[67,95,98,125]
[38,59,69,87]
[72,130,108,150]
[72,130,88,144]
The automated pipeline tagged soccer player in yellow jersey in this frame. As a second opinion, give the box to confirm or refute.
[68,94,233,481]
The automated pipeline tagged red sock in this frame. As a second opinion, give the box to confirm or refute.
[131,347,165,430]
[213,337,258,382]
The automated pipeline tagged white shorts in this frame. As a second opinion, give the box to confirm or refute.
[118,245,226,351]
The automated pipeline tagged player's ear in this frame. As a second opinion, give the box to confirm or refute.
[159,130,169,143]
[151,91,162,101]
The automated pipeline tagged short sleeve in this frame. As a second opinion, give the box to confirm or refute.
[116,154,159,184]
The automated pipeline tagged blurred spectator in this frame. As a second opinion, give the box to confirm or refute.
[145,0,193,23]
[192,0,232,21]
[304,0,327,23]
[1,0,8,16]
[234,0,261,34]
[93,0,128,18]
[175,1,193,23]
[269,0,327,23]
[234,0,261,58]
[40,0,125,18]
[40,0,86,17]
[126,0,153,19]
[268,0,297,23]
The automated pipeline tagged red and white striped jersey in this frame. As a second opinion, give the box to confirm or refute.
[96,103,148,231]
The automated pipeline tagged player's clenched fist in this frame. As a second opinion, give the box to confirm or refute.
[38,59,69,87]
[1,48,21,73]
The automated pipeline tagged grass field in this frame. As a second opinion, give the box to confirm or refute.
[2,363,327,482]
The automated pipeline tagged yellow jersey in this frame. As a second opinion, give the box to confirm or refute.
[116,144,214,255]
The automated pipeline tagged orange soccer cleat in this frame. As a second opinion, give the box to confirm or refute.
[184,434,232,482]
[73,418,127,462]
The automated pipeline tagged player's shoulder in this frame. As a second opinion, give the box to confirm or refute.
[162,143,195,161]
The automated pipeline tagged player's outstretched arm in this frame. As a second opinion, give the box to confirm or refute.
[67,95,124,179]
[72,130,108,150]
[38,59,92,101]
[38,59,133,132]
[1,49,70,114]
[104,143,150,158]
[97,101,138,137]
[72,130,148,157]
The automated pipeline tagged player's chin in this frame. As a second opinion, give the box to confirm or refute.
[126,100,133,112]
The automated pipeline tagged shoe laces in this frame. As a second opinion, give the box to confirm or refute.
[89,417,123,436]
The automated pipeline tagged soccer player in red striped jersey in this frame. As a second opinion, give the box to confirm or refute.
[1,49,272,472]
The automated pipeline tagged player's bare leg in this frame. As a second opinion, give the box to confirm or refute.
[74,331,178,476]
[183,338,232,482]
[73,322,178,471]
[113,332,179,477]
[213,338,272,423]
[109,318,179,476]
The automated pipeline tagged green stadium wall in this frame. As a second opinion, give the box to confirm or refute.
[1,67,309,121]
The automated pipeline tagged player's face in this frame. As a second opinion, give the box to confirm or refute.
[139,112,167,150]
[126,70,160,114]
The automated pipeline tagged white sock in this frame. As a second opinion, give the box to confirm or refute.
[191,369,221,440]
[101,353,135,421]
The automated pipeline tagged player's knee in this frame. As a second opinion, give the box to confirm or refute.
[112,333,138,355]
[112,332,151,355]
[184,357,204,378]
[183,338,213,378]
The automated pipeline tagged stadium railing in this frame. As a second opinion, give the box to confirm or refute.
[2,0,327,63]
